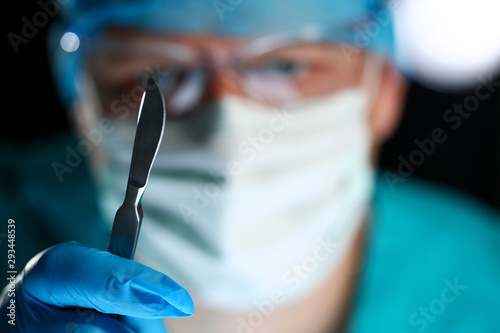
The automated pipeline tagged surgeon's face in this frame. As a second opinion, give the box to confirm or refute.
[84,27,408,333]
[87,27,406,151]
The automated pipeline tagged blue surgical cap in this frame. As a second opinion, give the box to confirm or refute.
[49,0,396,106]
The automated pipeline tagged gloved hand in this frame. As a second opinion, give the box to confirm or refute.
[0,241,194,332]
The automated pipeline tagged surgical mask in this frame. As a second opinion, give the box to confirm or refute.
[95,84,375,310]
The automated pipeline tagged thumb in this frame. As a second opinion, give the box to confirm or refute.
[122,317,169,333]
[21,241,194,318]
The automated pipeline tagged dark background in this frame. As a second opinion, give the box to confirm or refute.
[3,2,500,210]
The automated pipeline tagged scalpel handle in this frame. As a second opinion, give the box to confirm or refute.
[107,185,145,259]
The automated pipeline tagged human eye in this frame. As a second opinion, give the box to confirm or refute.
[267,60,306,75]
[249,59,308,79]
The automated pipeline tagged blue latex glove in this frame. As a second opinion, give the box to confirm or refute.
[0,241,194,332]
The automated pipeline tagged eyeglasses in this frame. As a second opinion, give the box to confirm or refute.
[85,27,369,117]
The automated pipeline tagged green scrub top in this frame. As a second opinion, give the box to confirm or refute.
[1,131,499,332]
[347,173,500,332]
[0,130,109,273]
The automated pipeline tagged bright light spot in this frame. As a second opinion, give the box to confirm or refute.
[395,0,500,89]
[60,32,80,53]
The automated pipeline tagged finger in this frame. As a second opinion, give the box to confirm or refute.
[121,316,168,333]
[39,307,135,333]
[22,242,194,318]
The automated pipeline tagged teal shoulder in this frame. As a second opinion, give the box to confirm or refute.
[348,171,500,333]
[0,131,109,271]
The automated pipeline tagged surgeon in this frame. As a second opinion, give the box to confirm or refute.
[2,0,500,332]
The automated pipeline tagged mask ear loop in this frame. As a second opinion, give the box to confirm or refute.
[360,53,385,108]
[358,54,385,225]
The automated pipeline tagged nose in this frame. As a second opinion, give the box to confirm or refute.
[199,68,246,104]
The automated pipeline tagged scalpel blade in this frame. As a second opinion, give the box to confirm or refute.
[107,77,165,259]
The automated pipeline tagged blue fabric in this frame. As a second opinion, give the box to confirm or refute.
[48,0,395,105]
[347,174,500,332]
[58,0,390,39]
